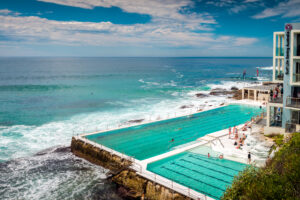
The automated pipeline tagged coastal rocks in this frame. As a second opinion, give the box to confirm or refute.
[231,86,239,91]
[231,90,243,100]
[180,105,194,109]
[128,119,144,123]
[209,88,234,96]
[112,170,190,200]
[195,93,208,98]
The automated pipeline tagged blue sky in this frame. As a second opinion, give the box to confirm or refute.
[0,0,300,57]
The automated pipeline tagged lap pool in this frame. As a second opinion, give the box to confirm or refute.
[85,104,262,160]
[147,151,247,199]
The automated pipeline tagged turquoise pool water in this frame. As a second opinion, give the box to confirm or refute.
[85,104,262,160]
[147,152,247,199]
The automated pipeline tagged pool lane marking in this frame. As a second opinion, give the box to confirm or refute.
[161,166,222,199]
[171,162,232,184]
[180,159,235,178]
[188,154,241,172]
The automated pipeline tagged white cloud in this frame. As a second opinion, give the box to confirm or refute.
[0,9,21,16]
[253,0,300,19]
[233,37,258,46]
[229,5,247,13]
[0,14,257,49]
[38,0,216,25]
[0,9,12,15]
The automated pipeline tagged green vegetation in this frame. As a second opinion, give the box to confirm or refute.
[222,133,300,200]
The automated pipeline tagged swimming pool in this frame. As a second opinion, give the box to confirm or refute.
[147,152,247,199]
[85,104,262,160]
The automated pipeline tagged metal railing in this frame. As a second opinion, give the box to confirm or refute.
[269,96,283,104]
[293,74,300,82]
[286,96,300,108]
[275,70,284,81]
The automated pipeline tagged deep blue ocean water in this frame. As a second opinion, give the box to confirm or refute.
[0,57,272,199]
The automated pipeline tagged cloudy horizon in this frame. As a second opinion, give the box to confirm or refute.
[1,0,300,57]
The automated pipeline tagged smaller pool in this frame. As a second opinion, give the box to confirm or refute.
[147,152,247,199]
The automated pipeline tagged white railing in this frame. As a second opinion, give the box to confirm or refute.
[74,103,228,137]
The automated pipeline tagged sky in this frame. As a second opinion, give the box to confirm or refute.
[0,0,300,57]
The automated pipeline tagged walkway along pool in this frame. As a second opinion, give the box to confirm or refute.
[85,104,262,160]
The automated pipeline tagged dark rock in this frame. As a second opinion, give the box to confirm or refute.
[128,119,144,123]
[195,93,208,98]
[210,88,234,96]
[231,86,239,91]
[180,105,194,109]
[230,89,243,100]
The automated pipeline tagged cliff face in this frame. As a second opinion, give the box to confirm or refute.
[71,137,191,200]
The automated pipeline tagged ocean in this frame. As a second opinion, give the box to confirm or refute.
[0,57,272,199]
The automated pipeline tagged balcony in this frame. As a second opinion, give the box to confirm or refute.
[293,74,300,82]
[286,96,300,108]
[275,70,284,81]
[269,96,283,104]
[276,47,284,56]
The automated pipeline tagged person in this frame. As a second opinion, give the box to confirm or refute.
[243,69,246,80]
[259,105,262,110]
[270,89,273,101]
[256,68,259,77]
[248,152,251,164]
[239,138,243,146]
[242,133,247,140]
[219,154,224,159]
[235,131,238,140]
[228,127,232,138]
[208,153,210,158]
[171,138,174,142]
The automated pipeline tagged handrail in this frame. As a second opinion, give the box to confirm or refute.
[269,96,283,104]
[286,96,300,108]
[293,73,300,82]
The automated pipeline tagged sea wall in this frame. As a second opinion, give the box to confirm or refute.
[71,137,191,200]
[112,169,191,200]
[71,137,132,172]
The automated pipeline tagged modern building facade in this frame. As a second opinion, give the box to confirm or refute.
[266,23,300,134]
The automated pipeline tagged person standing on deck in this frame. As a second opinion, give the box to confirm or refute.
[228,127,232,138]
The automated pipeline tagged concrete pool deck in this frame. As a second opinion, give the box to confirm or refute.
[72,100,268,200]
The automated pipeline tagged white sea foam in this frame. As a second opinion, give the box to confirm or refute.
[259,66,273,70]
[207,81,260,90]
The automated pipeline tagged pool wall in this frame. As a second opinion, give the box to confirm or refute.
[71,136,211,200]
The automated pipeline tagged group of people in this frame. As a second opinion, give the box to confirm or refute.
[229,124,251,163]
[270,85,283,101]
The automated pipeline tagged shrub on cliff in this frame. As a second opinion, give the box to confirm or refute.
[222,132,300,200]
